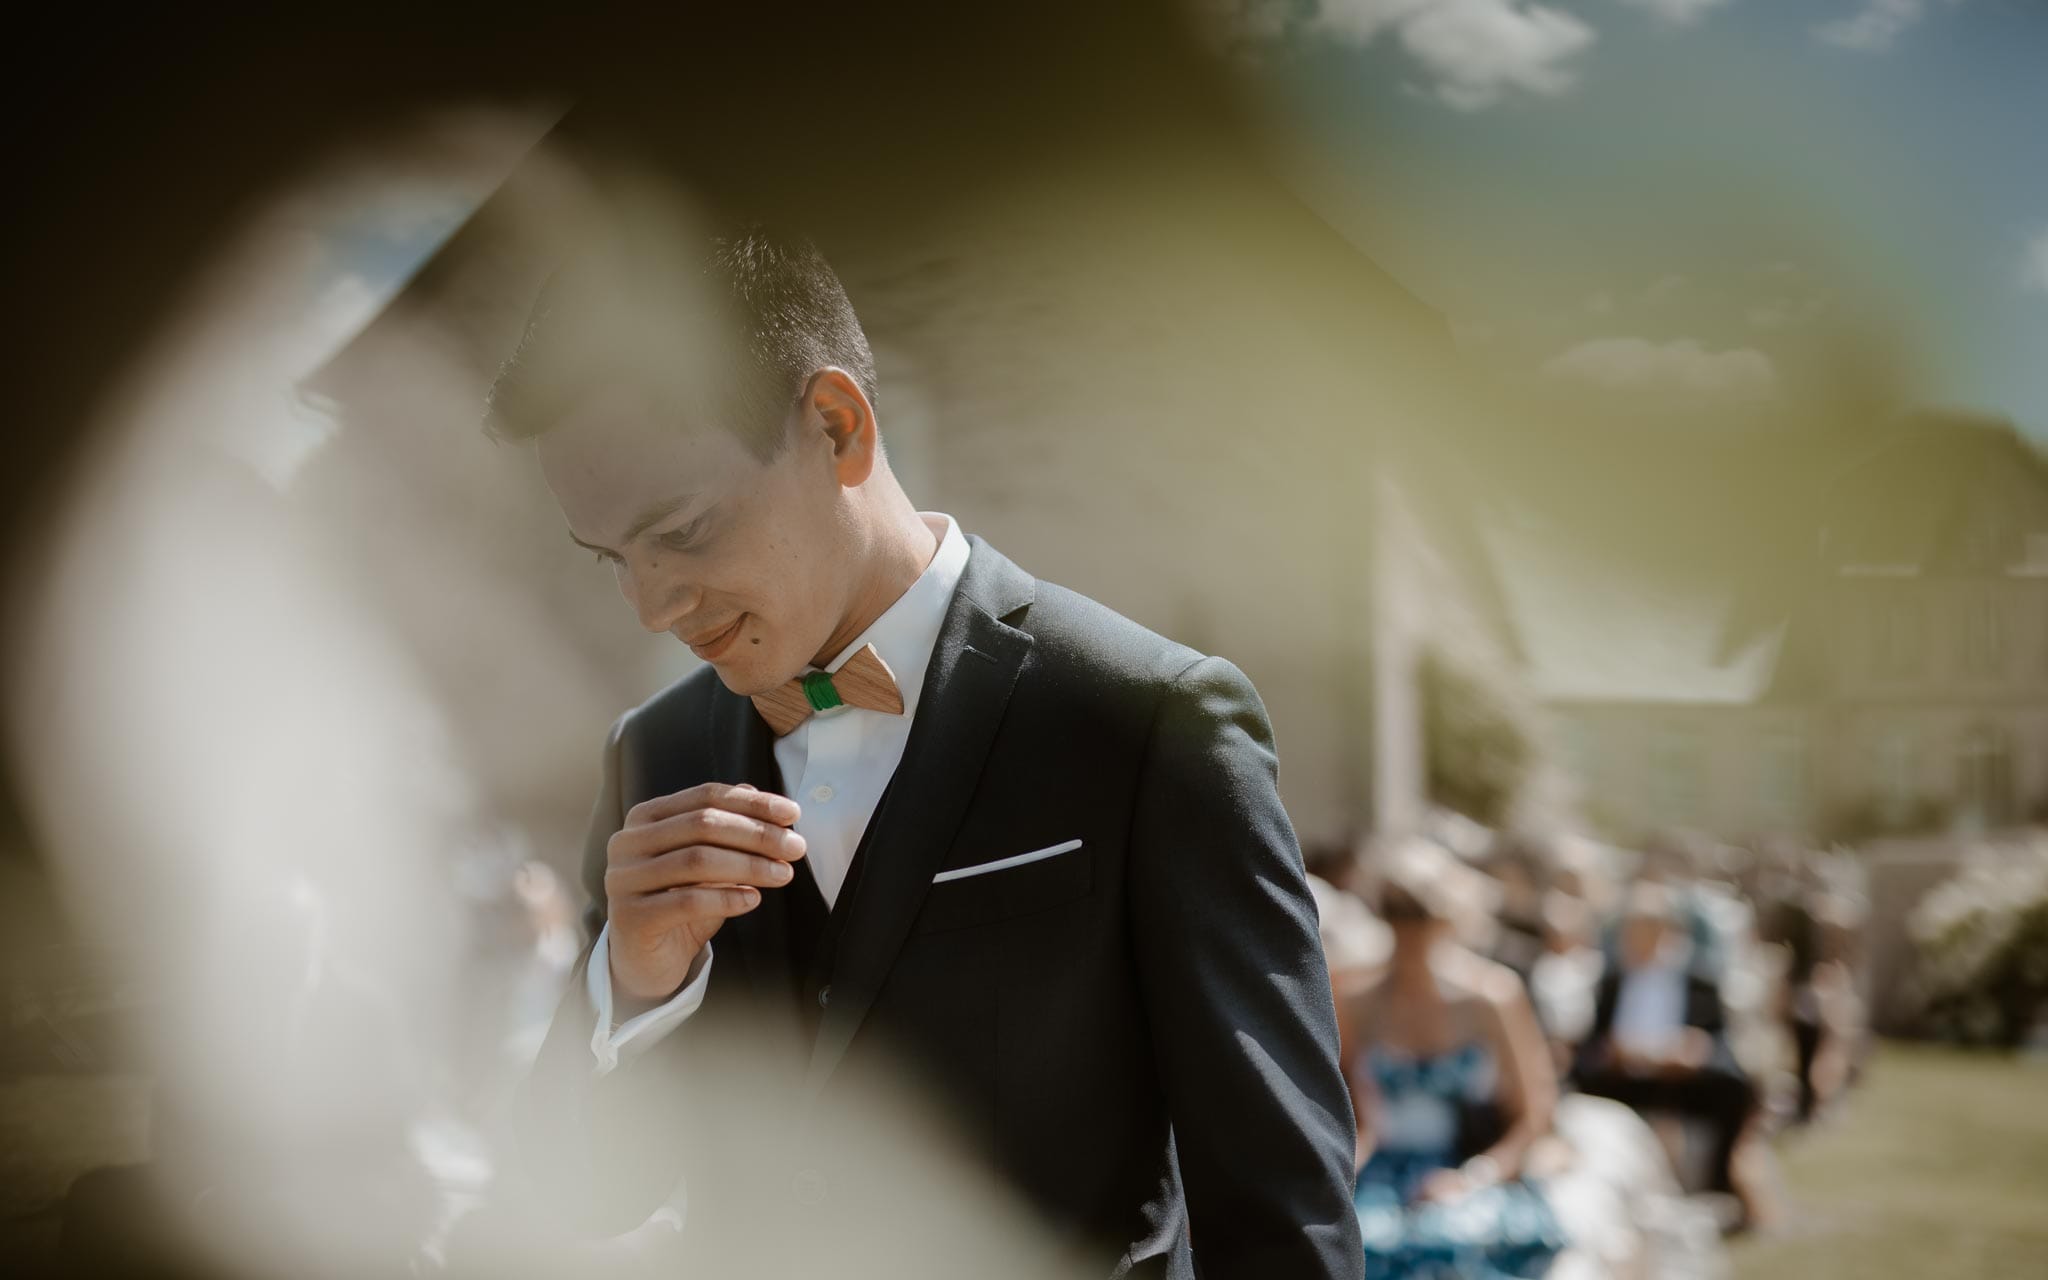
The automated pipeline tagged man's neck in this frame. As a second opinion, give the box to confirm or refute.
[809,499,941,669]
[1627,949,1683,979]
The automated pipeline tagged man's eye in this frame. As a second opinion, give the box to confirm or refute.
[658,527,702,552]
[591,549,621,566]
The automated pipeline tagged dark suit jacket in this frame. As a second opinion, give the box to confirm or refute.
[518,535,1363,1279]
[1575,966,1743,1083]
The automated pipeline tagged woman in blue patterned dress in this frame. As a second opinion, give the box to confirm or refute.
[1339,838,1567,1280]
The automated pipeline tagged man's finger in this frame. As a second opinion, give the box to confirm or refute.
[625,781,800,829]
[608,846,798,897]
[610,807,807,865]
[625,883,764,922]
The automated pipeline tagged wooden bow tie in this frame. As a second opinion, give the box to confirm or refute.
[751,643,905,736]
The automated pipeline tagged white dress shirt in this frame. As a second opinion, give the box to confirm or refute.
[1610,955,1690,1062]
[587,512,972,1073]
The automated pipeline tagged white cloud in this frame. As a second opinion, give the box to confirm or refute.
[1309,0,1597,110]
[1407,2,1597,109]
[1543,336,1780,401]
[2022,229,2048,295]
[1614,0,1734,25]
[1813,0,1956,53]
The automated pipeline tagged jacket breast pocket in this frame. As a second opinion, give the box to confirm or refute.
[913,840,1094,935]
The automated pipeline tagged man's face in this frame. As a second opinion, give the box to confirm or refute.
[536,384,852,696]
[1620,914,1670,970]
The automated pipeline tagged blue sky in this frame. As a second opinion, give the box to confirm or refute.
[1218,0,2048,440]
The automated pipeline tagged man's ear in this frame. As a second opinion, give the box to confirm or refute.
[802,368,879,487]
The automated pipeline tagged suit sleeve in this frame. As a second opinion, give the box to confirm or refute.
[1127,656,1365,1278]
[1573,973,1621,1081]
[1686,977,1749,1079]
[1686,976,1728,1036]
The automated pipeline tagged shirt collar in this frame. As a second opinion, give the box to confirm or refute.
[811,511,970,723]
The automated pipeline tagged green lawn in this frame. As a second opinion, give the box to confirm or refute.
[1733,1042,2048,1280]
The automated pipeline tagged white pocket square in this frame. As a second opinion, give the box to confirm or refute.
[932,838,1084,884]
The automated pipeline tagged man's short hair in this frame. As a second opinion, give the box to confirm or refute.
[484,221,878,461]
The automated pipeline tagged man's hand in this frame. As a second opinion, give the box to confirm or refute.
[1652,1029,1714,1078]
[604,782,805,1004]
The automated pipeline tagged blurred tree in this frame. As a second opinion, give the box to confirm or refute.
[1910,840,2048,1048]
[1419,645,1535,830]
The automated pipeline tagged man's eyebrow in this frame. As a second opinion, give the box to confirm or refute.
[569,493,697,554]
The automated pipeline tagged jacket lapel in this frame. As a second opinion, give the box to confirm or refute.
[802,534,1036,1097]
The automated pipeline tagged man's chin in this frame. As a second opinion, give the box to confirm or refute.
[707,656,790,699]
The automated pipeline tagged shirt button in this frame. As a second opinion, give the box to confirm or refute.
[818,983,832,1008]
[811,784,835,802]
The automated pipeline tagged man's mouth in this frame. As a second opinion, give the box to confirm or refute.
[687,614,746,661]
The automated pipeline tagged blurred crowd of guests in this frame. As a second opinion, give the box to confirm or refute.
[1308,822,1868,1279]
[32,797,1868,1279]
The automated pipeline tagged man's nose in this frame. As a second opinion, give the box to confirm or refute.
[622,564,699,635]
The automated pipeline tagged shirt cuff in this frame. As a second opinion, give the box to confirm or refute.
[586,924,714,1075]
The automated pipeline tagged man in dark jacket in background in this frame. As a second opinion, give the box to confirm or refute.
[1574,883,1760,1213]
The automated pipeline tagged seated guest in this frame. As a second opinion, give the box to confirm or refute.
[1623,831,1729,984]
[1482,833,1552,987]
[1528,889,1603,1074]
[1768,889,1859,1125]
[1573,884,1760,1220]
[1305,837,1392,988]
[1339,838,1566,1280]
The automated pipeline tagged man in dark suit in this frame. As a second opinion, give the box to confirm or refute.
[1572,883,1758,1207]
[497,221,1363,1277]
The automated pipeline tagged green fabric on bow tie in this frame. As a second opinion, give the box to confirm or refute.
[801,670,844,712]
